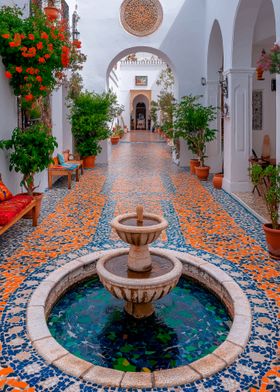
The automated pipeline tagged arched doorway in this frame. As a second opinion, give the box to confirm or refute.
[222,0,278,192]
[135,103,146,130]
[106,46,178,133]
[131,93,150,131]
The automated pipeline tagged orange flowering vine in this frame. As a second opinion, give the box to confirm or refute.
[0,5,85,105]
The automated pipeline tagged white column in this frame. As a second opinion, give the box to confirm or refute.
[223,68,255,193]
[206,81,222,173]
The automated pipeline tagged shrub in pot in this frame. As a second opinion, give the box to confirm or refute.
[70,91,111,168]
[250,163,280,259]
[174,95,218,179]
[0,123,57,218]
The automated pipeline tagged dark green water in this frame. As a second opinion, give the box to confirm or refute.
[48,276,231,372]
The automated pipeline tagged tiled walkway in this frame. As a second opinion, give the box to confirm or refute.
[0,131,279,391]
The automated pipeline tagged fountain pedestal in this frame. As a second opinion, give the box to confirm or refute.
[97,207,182,319]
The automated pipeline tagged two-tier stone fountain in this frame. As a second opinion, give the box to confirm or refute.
[97,206,183,319]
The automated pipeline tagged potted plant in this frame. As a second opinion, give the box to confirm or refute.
[0,123,57,218]
[70,91,111,168]
[174,95,218,180]
[250,164,280,259]
[44,0,60,21]
[110,127,120,145]
[257,44,280,75]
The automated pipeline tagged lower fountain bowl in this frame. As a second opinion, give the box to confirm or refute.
[96,248,183,318]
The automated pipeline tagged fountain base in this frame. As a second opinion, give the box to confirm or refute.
[125,301,154,319]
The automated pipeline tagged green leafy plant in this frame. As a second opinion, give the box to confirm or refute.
[150,100,158,129]
[250,164,280,229]
[70,91,111,157]
[174,95,218,167]
[0,123,57,195]
[156,65,176,132]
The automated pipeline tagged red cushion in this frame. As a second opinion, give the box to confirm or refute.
[0,194,34,225]
[0,181,13,202]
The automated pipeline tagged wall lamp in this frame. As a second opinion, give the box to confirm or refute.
[201,77,207,86]
[73,29,80,40]
[218,68,228,99]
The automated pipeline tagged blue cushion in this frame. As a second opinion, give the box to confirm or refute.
[61,163,79,170]
[57,153,65,165]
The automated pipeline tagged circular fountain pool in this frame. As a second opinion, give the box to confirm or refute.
[27,250,252,388]
[48,276,231,372]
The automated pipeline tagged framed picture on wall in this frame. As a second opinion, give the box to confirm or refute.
[135,76,148,86]
[252,90,263,130]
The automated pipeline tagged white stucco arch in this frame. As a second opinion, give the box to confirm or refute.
[207,20,224,81]
[106,46,179,99]
[205,19,224,173]
[232,0,276,68]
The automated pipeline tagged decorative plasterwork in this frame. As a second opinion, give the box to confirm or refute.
[120,0,163,37]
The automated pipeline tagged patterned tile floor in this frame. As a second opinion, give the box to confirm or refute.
[0,131,279,392]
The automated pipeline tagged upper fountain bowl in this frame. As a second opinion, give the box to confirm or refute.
[111,212,168,246]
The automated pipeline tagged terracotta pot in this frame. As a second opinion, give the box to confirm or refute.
[24,192,43,220]
[83,155,96,169]
[195,166,210,181]
[110,136,120,145]
[44,6,60,20]
[256,67,264,81]
[213,173,224,189]
[263,224,280,260]
[190,159,200,175]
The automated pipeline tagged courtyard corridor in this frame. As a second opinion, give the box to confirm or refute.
[0,131,279,391]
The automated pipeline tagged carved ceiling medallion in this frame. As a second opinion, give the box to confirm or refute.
[120,0,163,37]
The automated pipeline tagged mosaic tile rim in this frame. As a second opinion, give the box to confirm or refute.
[27,249,252,388]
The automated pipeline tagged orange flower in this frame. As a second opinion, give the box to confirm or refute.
[37,42,43,50]
[34,69,40,75]
[1,33,10,39]
[5,71,12,79]
[73,40,81,49]
[9,42,16,47]
[20,34,25,39]
[36,75,42,82]
[39,86,47,91]
[44,53,50,59]
[28,47,36,57]
[38,57,46,63]
[25,94,34,101]
[41,32,48,40]
[20,46,27,52]
[48,43,53,51]
[26,67,35,75]
[13,33,21,46]
[15,66,22,73]
[28,34,35,40]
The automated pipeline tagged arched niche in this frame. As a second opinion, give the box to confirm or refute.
[207,20,224,82]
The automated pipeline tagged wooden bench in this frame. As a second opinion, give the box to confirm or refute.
[0,174,37,235]
[48,157,79,190]
[62,149,84,175]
